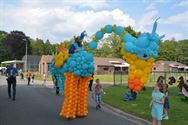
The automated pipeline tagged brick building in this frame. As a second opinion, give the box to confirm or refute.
[39,55,53,76]
[153,60,187,72]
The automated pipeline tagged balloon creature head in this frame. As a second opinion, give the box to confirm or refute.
[63,31,95,77]
[123,18,165,60]
[87,18,165,92]
[74,31,87,47]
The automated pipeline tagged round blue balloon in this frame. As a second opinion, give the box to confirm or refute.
[149,42,158,51]
[115,26,124,35]
[76,57,81,62]
[123,34,134,43]
[74,70,81,76]
[71,60,76,67]
[88,41,98,50]
[95,31,104,40]
[104,25,113,33]
[83,64,88,69]
[124,42,134,52]
[135,36,150,48]
[150,33,160,44]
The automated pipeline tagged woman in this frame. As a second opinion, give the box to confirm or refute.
[150,83,164,125]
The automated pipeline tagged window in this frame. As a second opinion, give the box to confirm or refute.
[103,67,109,71]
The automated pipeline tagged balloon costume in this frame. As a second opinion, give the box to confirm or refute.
[50,19,164,119]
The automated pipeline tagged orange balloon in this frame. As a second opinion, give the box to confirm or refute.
[128,83,134,89]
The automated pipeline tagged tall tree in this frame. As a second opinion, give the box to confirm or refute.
[2,31,32,60]
[176,39,188,65]
[0,31,9,62]
[157,40,177,61]
[92,26,140,58]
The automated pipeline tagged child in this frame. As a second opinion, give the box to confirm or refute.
[124,89,137,101]
[163,83,169,120]
[31,73,34,83]
[43,73,46,86]
[95,79,103,110]
[177,76,185,94]
[150,83,164,125]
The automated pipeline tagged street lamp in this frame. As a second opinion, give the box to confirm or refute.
[23,38,27,72]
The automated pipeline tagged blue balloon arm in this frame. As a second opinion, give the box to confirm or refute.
[80,31,87,40]
[159,34,165,40]
[152,17,160,35]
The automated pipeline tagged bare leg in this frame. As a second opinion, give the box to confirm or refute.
[152,118,157,125]
[164,109,168,116]
[157,120,161,125]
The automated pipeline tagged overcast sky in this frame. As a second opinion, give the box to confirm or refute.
[0,0,188,43]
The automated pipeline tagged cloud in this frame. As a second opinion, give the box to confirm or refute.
[19,0,109,9]
[176,0,188,7]
[165,33,183,40]
[0,4,135,43]
[142,0,170,3]
[160,11,188,25]
[145,3,156,11]
[64,0,109,9]
[137,10,158,31]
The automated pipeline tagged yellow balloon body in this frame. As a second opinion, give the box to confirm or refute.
[121,43,155,92]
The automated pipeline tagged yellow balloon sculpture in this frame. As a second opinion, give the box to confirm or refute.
[88,20,164,92]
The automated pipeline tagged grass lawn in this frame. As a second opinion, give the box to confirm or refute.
[102,85,188,125]
[34,74,52,81]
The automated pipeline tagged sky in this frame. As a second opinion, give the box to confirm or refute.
[0,0,188,43]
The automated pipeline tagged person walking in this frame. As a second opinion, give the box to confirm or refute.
[43,73,46,86]
[31,72,35,83]
[94,79,103,110]
[89,73,94,91]
[6,64,18,101]
[52,74,59,95]
[26,71,32,85]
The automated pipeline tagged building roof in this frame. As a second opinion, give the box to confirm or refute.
[155,60,186,67]
[94,57,127,66]
[1,60,24,64]
[40,55,53,63]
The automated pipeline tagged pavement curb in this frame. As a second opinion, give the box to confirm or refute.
[101,101,152,125]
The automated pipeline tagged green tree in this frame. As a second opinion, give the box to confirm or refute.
[30,38,46,55]
[0,31,9,63]
[92,26,140,58]
[2,31,31,60]
[157,40,177,61]
[176,39,188,65]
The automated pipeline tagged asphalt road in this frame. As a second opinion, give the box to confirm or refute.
[0,76,137,125]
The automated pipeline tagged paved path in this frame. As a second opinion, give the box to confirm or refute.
[0,76,138,125]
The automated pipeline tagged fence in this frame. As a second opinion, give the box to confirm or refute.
[114,70,128,85]
[114,71,188,85]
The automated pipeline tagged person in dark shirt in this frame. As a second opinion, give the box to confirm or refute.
[52,74,59,95]
[6,64,17,101]
[89,73,94,91]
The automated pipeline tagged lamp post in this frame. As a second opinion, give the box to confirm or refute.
[23,38,27,72]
